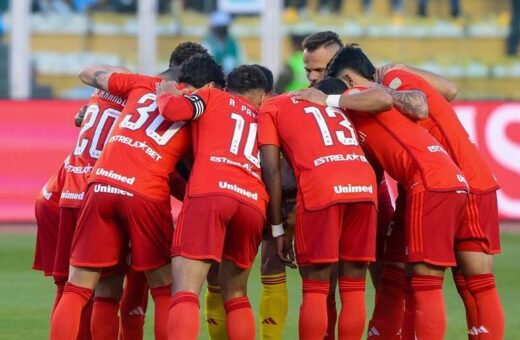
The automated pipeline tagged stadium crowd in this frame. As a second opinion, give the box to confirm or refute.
[33,30,504,340]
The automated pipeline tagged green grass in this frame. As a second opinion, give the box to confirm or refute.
[1,233,519,339]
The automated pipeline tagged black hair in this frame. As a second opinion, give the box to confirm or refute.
[252,64,274,92]
[169,42,209,68]
[315,77,347,95]
[226,65,269,94]
[178,54,226,89]
[326,44,376,80]
[302,31,344,52]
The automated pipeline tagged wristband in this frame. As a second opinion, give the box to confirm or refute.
[326,94,341,108]
[271,223,285,238]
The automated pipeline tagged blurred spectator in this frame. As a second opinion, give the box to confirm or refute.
[285,0,308,17]
[507,0,520,56]
[202,11,241,74]
[418,0,461,18]
[275,34,307,93]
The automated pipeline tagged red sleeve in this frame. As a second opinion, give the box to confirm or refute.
[258,102,280,147]
[107,73,143,96]
[382,69,422,91]
[158,88,210,122]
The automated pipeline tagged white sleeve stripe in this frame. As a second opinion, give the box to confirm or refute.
[185,94,206,120]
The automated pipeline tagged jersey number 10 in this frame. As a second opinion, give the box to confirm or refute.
[229,113,260,168]
[305,106,359,147]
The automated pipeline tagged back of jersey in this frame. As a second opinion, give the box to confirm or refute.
[60,90,124,207]
[382,69,499,194]
[89,74,191,201]
[259,94,377,211]
[187,88,268,214]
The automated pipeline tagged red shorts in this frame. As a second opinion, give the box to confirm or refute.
[294,202,377,266]
[171,195,264,269]
[53,207,80,279]
[385,190,467,266]
[70,184,173,271]
[455,191,501,254]
[33,196,60,276]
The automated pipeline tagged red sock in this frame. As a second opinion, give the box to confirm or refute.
[119,270,148,340]
[299,279,329,340]
[78,298,93,340]
[402,277,415,340]
[50,282,93,340]
[150,285,171,340]
[224,296,255,340]
[167,291,200,340]
[52,281,66,320]
[466,274,504,339]
[411,275,445,340]
[368,265,404,339]
[91,297,119,340]
[453,271,479,339]
[324,292,337,339]
[338,277,366,340]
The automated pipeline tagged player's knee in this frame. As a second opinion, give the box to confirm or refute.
[339,261,369,278]
[299,263,332,281]
[409,262,446,277]
[95,275,124,299]
[456,251,494,276]
[68,266,102,290]
[145,264,172,289]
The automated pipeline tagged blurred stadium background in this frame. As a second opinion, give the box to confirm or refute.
[0,0,519,339]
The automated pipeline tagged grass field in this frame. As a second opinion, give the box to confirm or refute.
[1,232,519,339]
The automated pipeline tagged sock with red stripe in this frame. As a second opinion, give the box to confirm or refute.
[260,273,288,340]
[91,297,119,340]
[168,291,200,340]
[401,276,415,340]
[324,292,337,340]
[466,274,504,339]
[453,271,479,339]
[368,265,405,339]
[50,282,93,340]
[119,270,148,340]
[338,277,366,340]
[51,280,66,321]
[411,275,446,340]
[224,296,256,340]
[150,285,171,340]
[299,279,329,340]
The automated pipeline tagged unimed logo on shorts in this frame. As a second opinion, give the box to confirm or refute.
[218,181,258,200]
[95,167,136,185]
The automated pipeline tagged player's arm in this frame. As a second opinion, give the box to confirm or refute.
[156,81,201,121]
[260,145,294,267]
[292,87,392,113]
[376,62,458,101]
[74,105,88,127]
[78,64,130,91]
[382,86,428,120]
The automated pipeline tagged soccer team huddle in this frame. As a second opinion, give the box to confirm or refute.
[33,30,505,340]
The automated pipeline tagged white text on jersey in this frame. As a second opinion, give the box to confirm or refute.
[314,153,368,167]
[108,135,162,161]
[93,184,134,196]
[210,156,261,180]
[334,184,374,194]
[218,181,258,200]
[95,167,136,185]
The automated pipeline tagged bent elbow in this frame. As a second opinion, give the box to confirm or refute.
[445,82,458,101]
[380,93,393,111]
[416,105,429,120]
[78,67,89,84]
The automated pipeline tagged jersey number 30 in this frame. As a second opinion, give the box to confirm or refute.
[305,106,359,146]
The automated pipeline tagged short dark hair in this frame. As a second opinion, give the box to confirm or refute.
[326,44,376,80]
[315,77,347,95]
[252,64,274,92]
[169,42,209,68]
[302,31,343,52]
[178,54,226,89]
[227,65,269,94]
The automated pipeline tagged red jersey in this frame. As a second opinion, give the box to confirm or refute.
[39,160,67,203]
[59,90,125,208]
[345,87,468,194]
[158,87,268,215]
[383,70,499,193]
[258,94,377,211]
[88,73,191,202]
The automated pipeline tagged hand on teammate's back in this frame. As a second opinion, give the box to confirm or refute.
[374,62,404,83]
[291,87,327,106]
[155,80,187,98]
